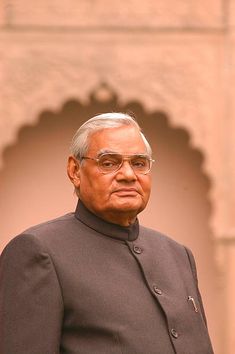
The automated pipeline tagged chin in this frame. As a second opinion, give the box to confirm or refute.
[112,201,144,213]
[107,195,147,214]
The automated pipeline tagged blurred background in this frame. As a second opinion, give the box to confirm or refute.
[1,1,235,353]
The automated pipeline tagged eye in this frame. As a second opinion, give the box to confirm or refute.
[102,160,116,167]
[131,157,148,169]
[99,155,120,170]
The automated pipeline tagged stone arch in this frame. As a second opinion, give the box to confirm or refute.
[0,79,222,244]
[0,85,224,349]
[0,82,217,251]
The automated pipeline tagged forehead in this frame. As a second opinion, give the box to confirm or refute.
[87,126,147,155]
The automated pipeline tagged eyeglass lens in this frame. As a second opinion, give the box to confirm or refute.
[98,154,151,173]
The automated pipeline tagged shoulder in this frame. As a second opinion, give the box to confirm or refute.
[139,224,198,274]
[139,224,185,250]
[1,212,79,258]
[24,212,76,236]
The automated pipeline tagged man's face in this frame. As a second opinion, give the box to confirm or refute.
[72,125,152,225]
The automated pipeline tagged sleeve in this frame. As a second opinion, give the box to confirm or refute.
[184,246,208,326]
[0,234,64,354]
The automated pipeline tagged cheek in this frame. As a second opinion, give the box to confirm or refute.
[140,176,151,193]
[81,173,113,196]
[97,177,116,198]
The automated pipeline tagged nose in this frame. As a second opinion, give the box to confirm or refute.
[115,160,137,181]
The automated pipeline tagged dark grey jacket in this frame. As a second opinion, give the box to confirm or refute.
[0,201,214,354]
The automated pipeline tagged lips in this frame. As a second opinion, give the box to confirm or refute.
[112,188,139,196]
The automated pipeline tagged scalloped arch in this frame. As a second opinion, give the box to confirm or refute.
[0,80,218,239]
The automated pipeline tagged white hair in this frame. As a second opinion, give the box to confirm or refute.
[70,112,152,159]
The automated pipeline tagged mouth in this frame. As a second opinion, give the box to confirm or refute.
[112,188,139,196]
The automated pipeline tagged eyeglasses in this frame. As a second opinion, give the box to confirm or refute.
[81,153,155,174]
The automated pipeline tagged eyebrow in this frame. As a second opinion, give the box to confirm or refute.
[96,150,150,157]
[96,149,118,157]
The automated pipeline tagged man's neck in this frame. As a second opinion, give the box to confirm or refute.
[93,210,137,227]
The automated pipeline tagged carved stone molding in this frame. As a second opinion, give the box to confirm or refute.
[4,0,224,28]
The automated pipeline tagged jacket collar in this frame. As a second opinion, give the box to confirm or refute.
[75,199,139,242]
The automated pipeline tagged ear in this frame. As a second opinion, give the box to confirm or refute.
[67,156,81,189]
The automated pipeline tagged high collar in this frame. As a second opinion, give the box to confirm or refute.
[75,200,139,242]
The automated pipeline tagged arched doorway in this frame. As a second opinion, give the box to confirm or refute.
[0,88,223,353]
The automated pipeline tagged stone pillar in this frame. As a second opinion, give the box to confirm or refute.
[216,237,235,354]
[226,240,235,354]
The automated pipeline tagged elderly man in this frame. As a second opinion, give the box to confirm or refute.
[0,112,213,354]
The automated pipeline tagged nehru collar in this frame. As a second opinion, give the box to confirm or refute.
[75,199,139,242]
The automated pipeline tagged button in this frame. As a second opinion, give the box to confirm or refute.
[170,329,178,339]
[133,245,142,254]
[153,286,162,295]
